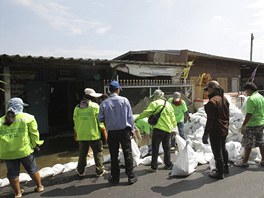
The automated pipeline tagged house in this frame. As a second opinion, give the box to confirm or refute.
[1,50,263,135]
[0,54,187,134]
[114,49,264,98]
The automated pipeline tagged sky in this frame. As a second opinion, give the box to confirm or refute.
[0,0,264,62]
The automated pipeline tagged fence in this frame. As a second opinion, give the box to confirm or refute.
[103,79,194,114]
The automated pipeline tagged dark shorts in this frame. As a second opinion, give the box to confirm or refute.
[4,153,39,179]
[242,125,264,148]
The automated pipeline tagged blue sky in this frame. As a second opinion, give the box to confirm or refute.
[0,0,264,62]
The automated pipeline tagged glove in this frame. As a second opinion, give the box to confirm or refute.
[240,126,246,135]
[202,134,209,144]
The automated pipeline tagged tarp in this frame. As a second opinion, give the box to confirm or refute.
[110,63,183,77]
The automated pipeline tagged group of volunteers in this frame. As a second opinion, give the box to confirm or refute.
[0,79,263,197]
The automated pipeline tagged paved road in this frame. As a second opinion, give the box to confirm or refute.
[1,160,264,198]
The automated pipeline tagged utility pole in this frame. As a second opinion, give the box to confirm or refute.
[250,33,254,61]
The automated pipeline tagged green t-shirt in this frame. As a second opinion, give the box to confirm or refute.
[73,101,102,141]
[0,112,44,160]
[246,91,264,126]
[168,98,188,123]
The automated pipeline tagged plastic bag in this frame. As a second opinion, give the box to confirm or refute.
[170,141,198,176]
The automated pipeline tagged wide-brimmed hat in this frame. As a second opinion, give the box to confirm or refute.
[204,80,220,91]
[150,89,164,100]
[84,88,102,98]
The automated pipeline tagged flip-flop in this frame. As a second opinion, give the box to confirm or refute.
[34,185,44,192]
[14,189,24,198]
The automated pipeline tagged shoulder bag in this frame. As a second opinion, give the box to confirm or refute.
[148,100,167,125]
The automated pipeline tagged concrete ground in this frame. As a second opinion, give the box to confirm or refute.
[1,159,264,198]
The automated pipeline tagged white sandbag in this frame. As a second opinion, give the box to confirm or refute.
[199,117,207,126]
[141,156,163,166]
[52,164,65,176]
[175,134,186,152]
[195,151,208,165]
[104,154,111,163]
[140,145,149,158]
[39,167,55,178]
[170,141,198,176]
[226,141,242,161]
[204,152,214,162]
[0,178,9,187]
[158,143,164,154]
[19,173,32,182]
[131,138,142,166]
[209,157,216,171]
[86,158,95,167]
[240,96,248,115]
[63,162,77,173]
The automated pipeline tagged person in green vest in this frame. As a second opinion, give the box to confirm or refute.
[135,89,176,172]
[73,88,108,177]
[235,82,264,167]
[0,97,44,198]
[168,92,190,148]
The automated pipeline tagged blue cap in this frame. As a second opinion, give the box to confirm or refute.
[109,80,121,89]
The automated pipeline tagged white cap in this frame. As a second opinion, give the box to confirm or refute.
[84,88,102,98]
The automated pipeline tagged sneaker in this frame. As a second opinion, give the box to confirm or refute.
[96,170,108,177]
[209,171,224,179]
[234,161,249,167]
[128,175,138,185]
[162,165,173,170]
[146,167,158,173]
[108,176,119,185]
[77,170,85,177]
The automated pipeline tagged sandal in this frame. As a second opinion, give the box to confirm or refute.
[14,189,24,198]
[34,185,44,192]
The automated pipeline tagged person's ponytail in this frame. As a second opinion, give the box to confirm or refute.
[4,110,15,126]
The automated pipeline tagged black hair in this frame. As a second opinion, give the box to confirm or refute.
[4,110,15,126]
[243,82,258,92]
[109,86,118,93]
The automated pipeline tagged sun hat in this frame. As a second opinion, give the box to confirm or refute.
[84,88,102,98]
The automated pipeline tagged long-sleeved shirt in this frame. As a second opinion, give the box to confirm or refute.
[0,112,44,160]
[135,98,176,133]
[73,100,102,141]
[98,93,134,131]
[204,94,229,137]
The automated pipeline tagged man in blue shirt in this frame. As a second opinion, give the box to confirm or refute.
[98,80,137,185]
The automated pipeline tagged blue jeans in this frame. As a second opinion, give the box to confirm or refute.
[177,122,185,139]
[4,153,39,179]
[171,122,185,147]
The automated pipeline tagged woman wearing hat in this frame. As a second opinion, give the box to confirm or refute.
[0,97,44,197]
